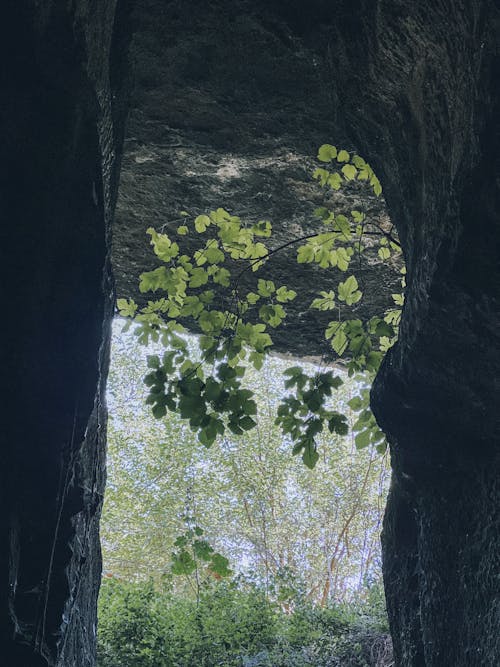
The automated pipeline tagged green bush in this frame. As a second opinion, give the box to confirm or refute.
[97,577,392,667]
[97,579,165,667]
[98,578,277,667]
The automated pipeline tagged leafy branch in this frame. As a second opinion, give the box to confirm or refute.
[117,145,405,467]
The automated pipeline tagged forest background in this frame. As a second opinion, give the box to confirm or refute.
[97,325,393,666]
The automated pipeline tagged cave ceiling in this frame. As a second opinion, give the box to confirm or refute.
[113,0,402,358]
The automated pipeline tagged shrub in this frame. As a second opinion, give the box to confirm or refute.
[98,578,277,667]
[97,577,392,667]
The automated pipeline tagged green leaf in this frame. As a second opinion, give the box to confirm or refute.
[252,220,272,237]
[326,322,348,355]
[209,553,232,578]
[283,366,304,377]
[117,298,137,318]
[246,292,260,305]
[314,206,330,219]
[334,214,351,237]
[317,144,337,162]
[328,413,349,436]
[212,267,231,286]
[146,228,180,262]
[327,172,343,190]
[303,389,322,412]
[302,442,319,469]
[259,304,285,327]
[355,429,371,449]
[371,175,382,196]
[240,415,257,431]
[178,393,206,420]
[194,214,211,233]
[351,155,367,169]
[335,248,351,271]
[205,378,221,402]
[276,286,297,302]
[204,244,225,264]
[189,267,209,288]
[348,396,364,410]
[171,549,196,575]
[139,266,170,293]
[211,207,231,224]
[337,275,362,305]
[342,164,358,180]
[310,290,336,311]
[257,279,275,297]
[351,210,365,223]
[147,355,160,369]
[384,309,401,325]
[378,247,391,260]
[248,351,264,370]
[337,149,350,163]
[378,334,394,352]
[297,244,315,263]
[375,320,395,338]
[193,539,214,561]
[332,328,348,355]
[325,321,341,340]
[366,350,383,372]
[177,225,188,235]
[152,403,167,419]
[312,168,329,186]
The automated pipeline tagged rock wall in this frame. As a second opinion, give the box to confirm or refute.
[0,2,130,665]
[1,1,499,666]
[118,5,500,662]
[342,2,500,665]
[113,0,402,360]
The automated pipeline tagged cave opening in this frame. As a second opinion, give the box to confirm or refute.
[97,316,394,662]
[3,2,499,665]
[98,2,406,663]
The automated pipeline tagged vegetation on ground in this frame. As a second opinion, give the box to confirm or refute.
[98,576,393,667]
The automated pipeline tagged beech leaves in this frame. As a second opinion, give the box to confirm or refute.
[117,146,404,467]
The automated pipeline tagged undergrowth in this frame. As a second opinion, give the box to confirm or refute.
[97,576,393,667]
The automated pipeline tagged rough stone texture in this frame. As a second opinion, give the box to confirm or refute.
[339,3,500,665]
[117,2,500,664]
[113,0,402,359]
[1,2,500,666]
[0,2,130,665]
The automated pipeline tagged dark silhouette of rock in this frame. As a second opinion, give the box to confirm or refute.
[1,1,499,665]
[0,1,130,665]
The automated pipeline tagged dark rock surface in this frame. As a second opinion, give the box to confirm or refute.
[0,1,130,665]
[341,3,500,665]
[116,2,500,665]
[113,0,402,358]
[1,1,499,666]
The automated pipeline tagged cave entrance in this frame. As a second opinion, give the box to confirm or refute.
[98,320,393,663]
[102,322,392,594]
[99,1,402,663]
